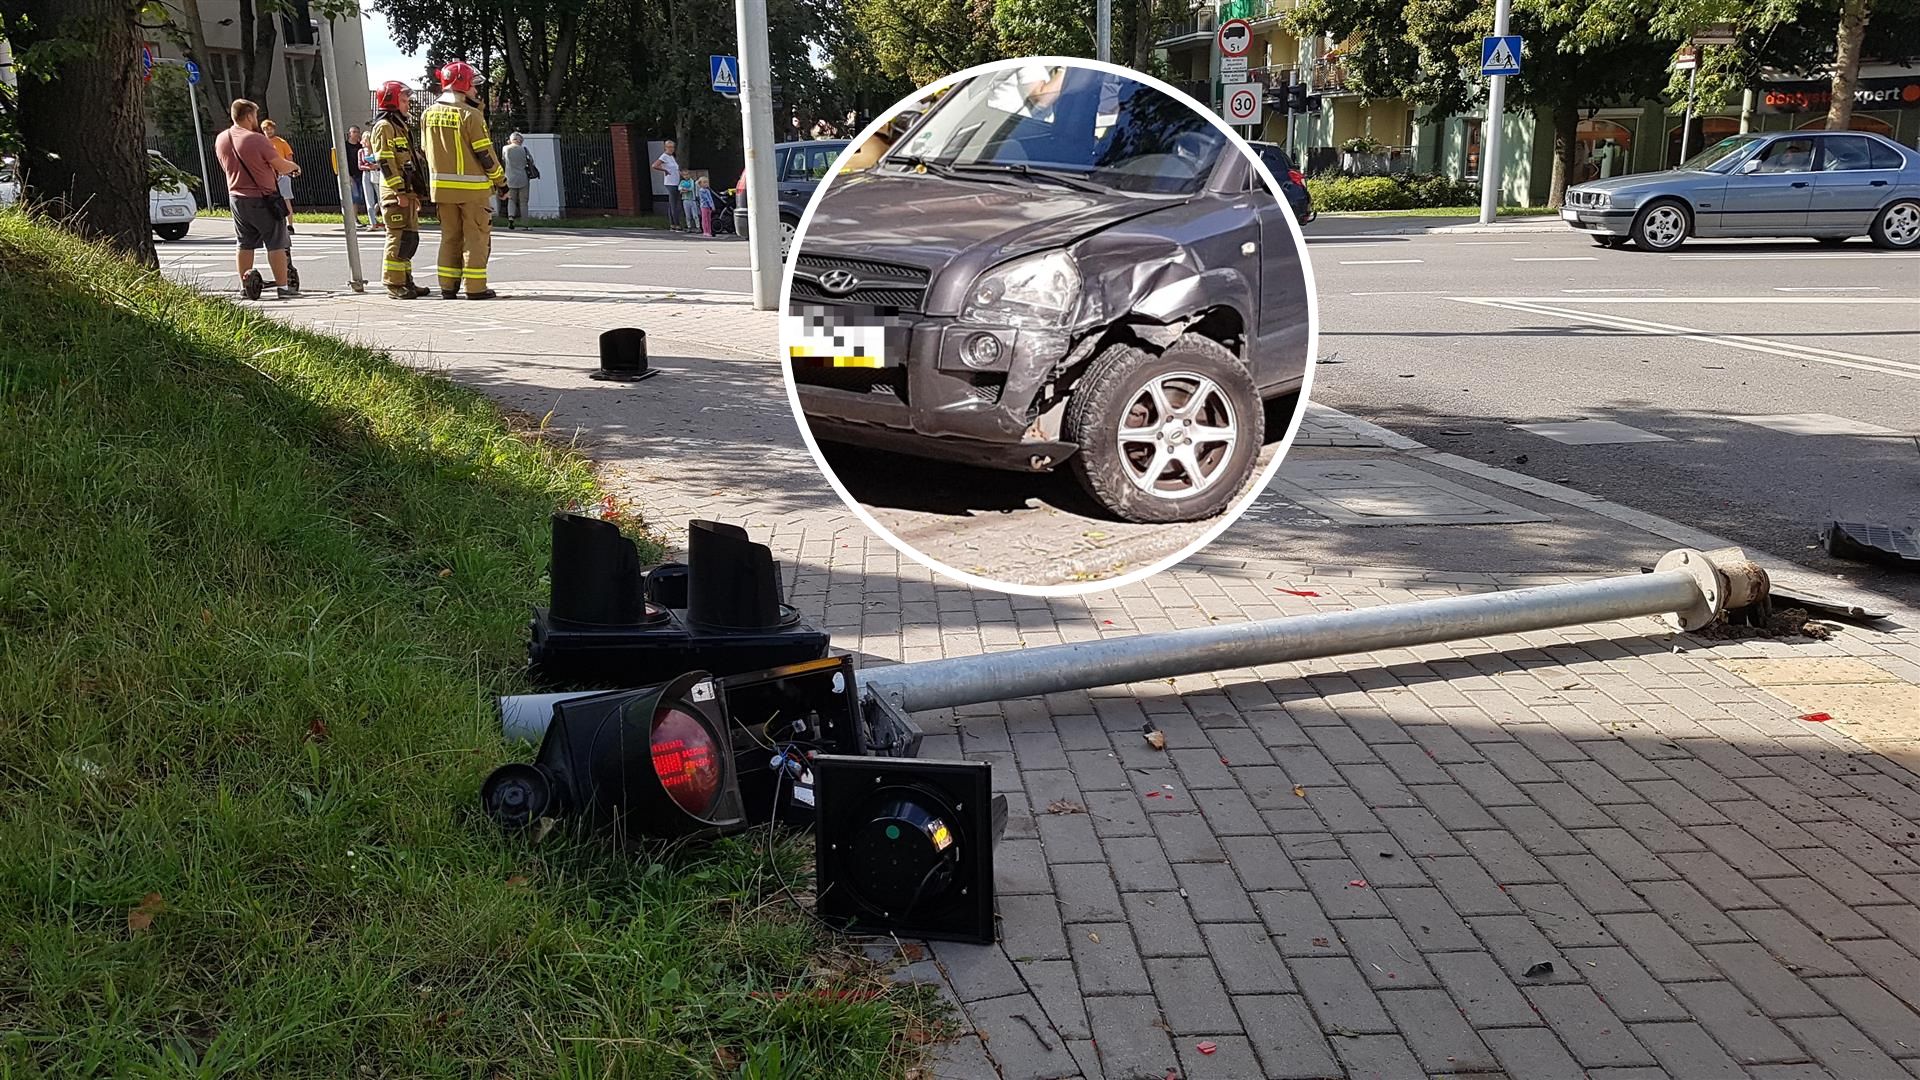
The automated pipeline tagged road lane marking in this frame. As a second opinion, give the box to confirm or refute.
[1729,413,1900,437]
[1562,288,1666,293]
[1460,296,1914,304]
[1455,241,1532,245]
[1774,286,1882,292]
[556,263,634,268]
[1512,256,1597,261]
[1671,252,1920,260]
[1340,258,1423,264]
[1349,290,1446,295]
[1450,297,1920,382]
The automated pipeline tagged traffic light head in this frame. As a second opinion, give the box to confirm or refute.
[814,756,1008,943]
[482,670,747,841]
[1287,84,1308,112]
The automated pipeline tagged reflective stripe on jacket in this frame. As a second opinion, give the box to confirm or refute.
[366,114,425,200]
[422,92,504,204]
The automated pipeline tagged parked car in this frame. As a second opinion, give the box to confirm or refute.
[733,139,848,257]
[787,64,1310,524]
[1247,141,1315,226]
[1,150,199,241]
[1560,130,1920,251]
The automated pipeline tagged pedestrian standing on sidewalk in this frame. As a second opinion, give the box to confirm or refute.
[213,98,300,300]
[502,132,530,229]
[422,60,506,299]
[695,175,716,236]
[651,139,683,231]
[335,125,368,225]
[261,118,297,222]
[361,133,385,230]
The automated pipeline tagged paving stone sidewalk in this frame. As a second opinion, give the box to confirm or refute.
[238,281,1920,1080]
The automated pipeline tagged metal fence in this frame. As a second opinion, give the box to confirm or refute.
[554,132,617,210]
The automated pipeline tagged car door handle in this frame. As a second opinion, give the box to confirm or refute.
[1790,181,1809,188]
[1870,179,1889,187]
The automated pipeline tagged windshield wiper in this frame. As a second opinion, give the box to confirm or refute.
[888,153,958,176]
[948,161,1113,193]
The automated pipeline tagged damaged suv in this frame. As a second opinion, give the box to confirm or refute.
[786,64,1310,523]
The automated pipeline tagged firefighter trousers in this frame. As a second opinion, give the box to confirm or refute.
[436,200,493,294]
[380,198,421,287]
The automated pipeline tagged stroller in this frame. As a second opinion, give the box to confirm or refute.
[708,187,739,236]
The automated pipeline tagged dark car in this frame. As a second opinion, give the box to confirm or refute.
[787,64,1310,524]
[734,139,848,256]
[1248,141,1315,225]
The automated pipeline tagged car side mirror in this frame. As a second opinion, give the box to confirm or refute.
[1739,158,1761,174]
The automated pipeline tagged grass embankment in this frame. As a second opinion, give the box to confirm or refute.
[0,210,929,1077]
[197,209,675,231]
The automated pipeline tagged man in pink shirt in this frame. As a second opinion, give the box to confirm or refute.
[213,98,301,299]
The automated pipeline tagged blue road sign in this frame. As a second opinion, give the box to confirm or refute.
[1481,35,1522,76]
[141,46,153,80]
[710,55,740,95]
[185,59,201,85]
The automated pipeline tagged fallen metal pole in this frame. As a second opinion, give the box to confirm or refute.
[502,548,1756,742]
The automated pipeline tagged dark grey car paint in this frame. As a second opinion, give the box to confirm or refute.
[793,146,1309,469]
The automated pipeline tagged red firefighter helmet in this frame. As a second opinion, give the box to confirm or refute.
[374,80,410,112]
[437,60,476,95]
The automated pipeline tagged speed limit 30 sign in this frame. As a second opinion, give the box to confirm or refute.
[1222,82,1263,126]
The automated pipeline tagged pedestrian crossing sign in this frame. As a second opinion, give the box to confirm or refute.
[1481,35,1522,76]
[711,55,740,96]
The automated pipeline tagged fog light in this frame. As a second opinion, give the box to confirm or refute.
[962,333,1003,369]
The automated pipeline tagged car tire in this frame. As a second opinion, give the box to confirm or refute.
[778,214,799,259]
[1066,335,1264,524]
[1629,199,1690,252]
[1869,199,1920,250]
[155,224,189,241]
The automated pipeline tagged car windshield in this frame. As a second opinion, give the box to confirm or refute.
[888,64,1227,195]
[1677,135,1762,173]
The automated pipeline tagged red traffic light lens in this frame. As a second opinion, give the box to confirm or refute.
[651,705,722,816]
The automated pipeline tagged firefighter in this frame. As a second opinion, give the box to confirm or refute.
[366,80,431,299]
[422,60,506,299]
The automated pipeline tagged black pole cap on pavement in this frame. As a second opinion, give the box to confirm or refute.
[591,327,660,382]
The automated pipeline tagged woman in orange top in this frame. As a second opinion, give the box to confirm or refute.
[260,118,298,218]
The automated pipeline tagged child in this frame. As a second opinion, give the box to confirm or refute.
[679,176,697,233]
[695,175,716,237]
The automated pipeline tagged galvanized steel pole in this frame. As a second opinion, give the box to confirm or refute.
[1477,0,1512,225]
[861,567,1707,715]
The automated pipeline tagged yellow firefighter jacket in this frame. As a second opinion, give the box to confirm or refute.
[366,112,427,202]
[421,91,504,204]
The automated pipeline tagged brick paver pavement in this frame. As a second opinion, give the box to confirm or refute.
[225,260,1920,1080]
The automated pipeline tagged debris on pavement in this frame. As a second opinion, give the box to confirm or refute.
[1046,799,1087,815]
[1799,712,1833,723]
[1524,961,1555,978]
[1768,585,1890,624]
[1823,521,1920,567]
[1143,725,1167,750]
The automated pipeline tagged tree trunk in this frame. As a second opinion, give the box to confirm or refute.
[1547,100,1577,209]
[237,0,277,108]
[1129,0,1155,70]
[1825,0,1871,129]
[2,0,157,264]
[175,0,226,137]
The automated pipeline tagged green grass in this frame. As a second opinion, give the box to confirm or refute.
[0,209,934,1078]
[1319,205,1561,218]
[197,210,676,231]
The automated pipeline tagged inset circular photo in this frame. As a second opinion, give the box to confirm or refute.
[781,58,1317,594]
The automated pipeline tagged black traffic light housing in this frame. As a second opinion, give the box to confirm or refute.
[482,670,748,842]
[528,515,828,688]
[1287,83,1308,113]
[814,756,1008,944]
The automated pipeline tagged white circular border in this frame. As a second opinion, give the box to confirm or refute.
[778,55,1322,598]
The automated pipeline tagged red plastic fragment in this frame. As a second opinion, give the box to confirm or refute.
[1349,879,1370,888]
[1275,588,1320,597]
[1799,712,1832,723]
[1196,1041,1218,1055]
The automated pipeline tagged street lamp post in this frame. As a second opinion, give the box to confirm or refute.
[309,17,367,292]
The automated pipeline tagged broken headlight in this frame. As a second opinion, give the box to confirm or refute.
[962,250,1080,328]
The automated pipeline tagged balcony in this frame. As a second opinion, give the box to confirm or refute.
[1221,0,1296,24]
[1247,64,1301,89]
[1171,79,1212,107]
[1158,8,1216,47]
[1313,55,1355,93]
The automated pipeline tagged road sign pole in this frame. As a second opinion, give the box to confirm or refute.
[1679,63,1697,163]
[1096,0,1111,63]
[736,0,780,311]
[185,75,211,209]
[1478,0,1512,225]
[314,16,366,292]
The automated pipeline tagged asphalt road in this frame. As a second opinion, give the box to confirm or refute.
[1303,224,1920,606]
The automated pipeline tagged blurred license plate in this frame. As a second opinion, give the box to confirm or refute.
[1560,208,1580,221]
[784,310,890,368]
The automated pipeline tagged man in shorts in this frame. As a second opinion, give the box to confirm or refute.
[214,99,301,300]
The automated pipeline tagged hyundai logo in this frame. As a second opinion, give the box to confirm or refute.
[817,269,861,295]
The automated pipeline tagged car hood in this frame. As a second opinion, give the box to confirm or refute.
[1571,170,1714,196]
[802,170,1181,281]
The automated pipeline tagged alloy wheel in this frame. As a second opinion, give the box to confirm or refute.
[1115,371,1239,500]
[1643,205,1685,249]
[1884,203,1920,247]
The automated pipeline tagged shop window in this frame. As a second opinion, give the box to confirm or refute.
[1794,114,1894,136]
[1576,119,1634,180]
[1666,116,1740,167]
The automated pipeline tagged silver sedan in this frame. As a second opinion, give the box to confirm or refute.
[1560,131,1920,251]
